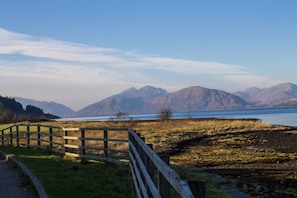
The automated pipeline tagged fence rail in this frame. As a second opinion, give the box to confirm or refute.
[0,124,204,198]
[1,124,129,164]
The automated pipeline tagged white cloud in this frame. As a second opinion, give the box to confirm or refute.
[0,28,246,75]
[0,28,285,109]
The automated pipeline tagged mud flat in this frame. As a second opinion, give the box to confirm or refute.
[168,127,297,197]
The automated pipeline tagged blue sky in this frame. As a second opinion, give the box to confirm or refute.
[0,1,296,110]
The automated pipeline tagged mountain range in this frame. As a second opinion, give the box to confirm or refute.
[233,83,297,107]
[15,97,75,117]
[75,82,297,117]
[13,82,297,117]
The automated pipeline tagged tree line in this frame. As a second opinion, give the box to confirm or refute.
[0,96,59,123]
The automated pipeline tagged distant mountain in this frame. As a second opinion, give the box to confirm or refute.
[233,87,263,103]
[76,85,252,116]
[0,96,59,123]
[233,83,297,107]
[151,86,252,112]
[275,98,297,107]
[75,86,167,116]
[15,97,75,117]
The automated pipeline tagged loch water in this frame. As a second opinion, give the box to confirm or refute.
[60,107,297,127]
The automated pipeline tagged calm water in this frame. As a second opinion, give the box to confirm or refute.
[59,107,297,127]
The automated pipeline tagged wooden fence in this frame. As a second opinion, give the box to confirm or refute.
[0,124,129,164]
[0,124,204,198]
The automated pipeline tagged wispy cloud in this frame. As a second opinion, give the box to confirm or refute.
[0,28,246,75]
[0,28,284,109]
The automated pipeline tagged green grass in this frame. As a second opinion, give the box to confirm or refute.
[0,146,136,198]
[1,119,289,197]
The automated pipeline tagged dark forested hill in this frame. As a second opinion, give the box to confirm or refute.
[0,96,59,123]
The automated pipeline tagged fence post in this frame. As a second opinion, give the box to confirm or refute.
[1,130,4,146]
[104,129,108,158]
[16,125,19,147]
[159,154,170,198]
[81,129,86,163]
[140,137,145,162]
[188,180,206,198]
[64,130,68,153]
[9,127,13,146]
[37,125,41,149]
[27,125,30,148]
[146,144,154,198]
[146,144,154,178]
[49,127,53,149]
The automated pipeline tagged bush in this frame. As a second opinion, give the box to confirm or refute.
[110,111,131,121]
[158,107,172,120]
[109,111,136,128]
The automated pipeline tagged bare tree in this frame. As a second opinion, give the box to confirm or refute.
[158,107,172,120]
[109,111,136,128]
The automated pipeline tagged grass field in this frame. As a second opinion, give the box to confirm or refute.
[0,146,135,198]
[1,118,295,197]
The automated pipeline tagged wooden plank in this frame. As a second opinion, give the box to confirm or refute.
[82,155,129,165]
[129,151,152,198]
[106,138,129,143]
[65,152,81,158]
[51,142,64,147]
[129,163,142,198]
[62,128,80,131]
[64,144,80,149]
[128,129,194,198]
[50,134,63,138]
[63,136,80,140]
[129,143,161,198]
[80,127,128,131]
[83,146,128,154]
[83,137,104,141]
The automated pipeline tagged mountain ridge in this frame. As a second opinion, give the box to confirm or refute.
[15,97,75,117]
[233,82,297,107]
[75,85,252,116]
[9,82,297,118]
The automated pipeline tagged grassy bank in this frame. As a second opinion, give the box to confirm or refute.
[1,118,294,197]
[0,146,135,198]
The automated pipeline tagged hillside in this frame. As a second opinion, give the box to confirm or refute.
[150,86,252,112]
[276,98,297,107]
[76,85,252,116]
[15,97,75,117]
[0,96,59,123]
[75,86,167,116]
[234,82,297,107]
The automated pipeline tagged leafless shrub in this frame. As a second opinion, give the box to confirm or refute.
[158,107,172,121]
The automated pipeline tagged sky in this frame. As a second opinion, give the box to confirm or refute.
[0,1,296,110]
